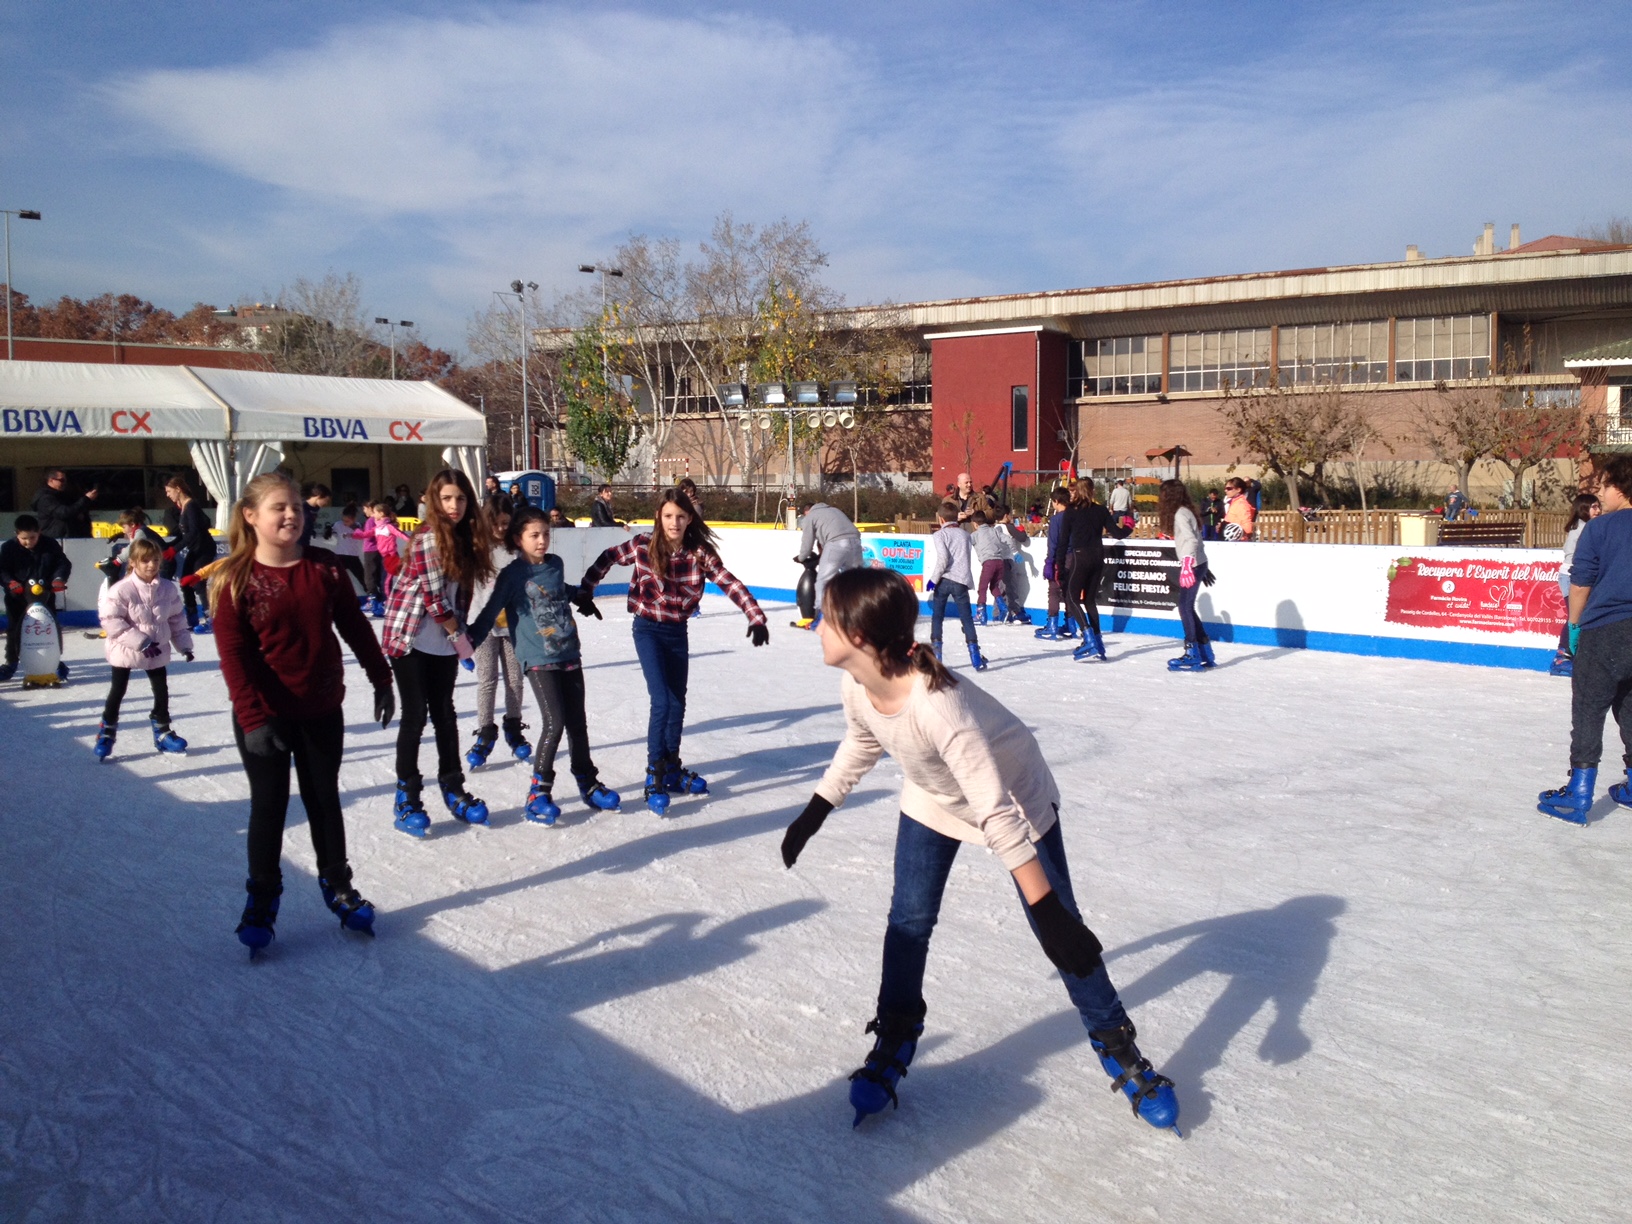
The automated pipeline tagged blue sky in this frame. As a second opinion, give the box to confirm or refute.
[2,0,1628,353]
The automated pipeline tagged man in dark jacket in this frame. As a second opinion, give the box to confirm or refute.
[590,484,625,528]
[0,513,72,680]
[31,469,98,539]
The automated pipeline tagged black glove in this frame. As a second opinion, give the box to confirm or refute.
[1027,891,1104,977]
[574,589,601,620]
[1199,566,1217,588]
[748,623,769,647]
[242,722,289,757]
[374,685,395,729]
[183,651,194,662]
[780,794,834,868]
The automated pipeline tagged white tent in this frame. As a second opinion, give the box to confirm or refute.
[0,360,487,520]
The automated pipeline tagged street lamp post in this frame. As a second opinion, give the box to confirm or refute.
[3,208,42,361]
[495,281,539,469]
[373,317,414,379]
[577,263,625,388]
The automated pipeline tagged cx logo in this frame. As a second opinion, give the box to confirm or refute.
[389,420,425,441]
[112,410,153,434]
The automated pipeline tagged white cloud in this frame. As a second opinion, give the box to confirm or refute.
[101,3,1632,341]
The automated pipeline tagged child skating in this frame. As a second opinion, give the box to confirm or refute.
[211,473,397,955]
[780,567,1180,1133]
[922,501,988,670]
[466,505,621,823]
[94,537,193,759]
[578,488,769,813]
[465,495,532,770]
[382,470,493,834]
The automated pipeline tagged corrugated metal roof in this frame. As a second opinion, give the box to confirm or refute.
[1565,338,1632,367]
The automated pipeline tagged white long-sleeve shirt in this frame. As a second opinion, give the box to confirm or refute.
[816,671,1061,870]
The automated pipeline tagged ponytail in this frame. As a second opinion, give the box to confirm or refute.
[823,568,959,694]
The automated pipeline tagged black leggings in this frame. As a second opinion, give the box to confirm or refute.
[363,553,384,600]
[393,650,463,788]
[234,708,349,891]
[103,666,170,725]
[526,667,598,789]
[1062,553,1103,634]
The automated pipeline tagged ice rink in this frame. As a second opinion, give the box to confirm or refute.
[2,598,1629,1223]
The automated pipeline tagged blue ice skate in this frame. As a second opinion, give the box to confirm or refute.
[1090,1021,1181,1135]
[56,661,70,681]
[643,763,671,815]
[967,641,989,671]
[1608,769,1632,810]
[578,777,622,812]
[1034,615,1061,640]
[1073,628,1106,662]
[442,782,490,825]
[848,1011,924,1126]
[503,716,532,762]
[524,771,560,825]
[664,757,708,796]
[466,723,498,770]
[236,879,282,957]
[1549,653,1573,677]
[1057,618,1078,639]
[1197,638,1217,669]
[151,718,187,753]
[368,597,385,619]
[93,720,117,761]
[393,779,431,838]
[1167,641,1202,671]
[320,876,376,935]
[1538,766,1596,825]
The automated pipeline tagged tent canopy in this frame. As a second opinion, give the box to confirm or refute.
[0,360,486,446]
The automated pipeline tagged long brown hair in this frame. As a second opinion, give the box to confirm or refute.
[420,469,493,590]
[648,487,720,575]
[1157,478,1197,537]
[209,471,301,619]
[823,568,958,694]
[1070,478,1097,507]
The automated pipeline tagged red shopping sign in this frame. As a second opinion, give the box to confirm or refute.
[1384,556,1565,636]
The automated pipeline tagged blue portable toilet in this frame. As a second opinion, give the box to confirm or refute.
[494,469,556,512]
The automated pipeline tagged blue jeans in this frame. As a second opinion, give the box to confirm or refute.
[876,813,1129,1033]
[1176,566,1211,644]
[929,579,978,645]
[632,615,689,764]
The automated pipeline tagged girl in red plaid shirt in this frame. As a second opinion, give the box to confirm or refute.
[381,470,495,835]
[579,488,769,813]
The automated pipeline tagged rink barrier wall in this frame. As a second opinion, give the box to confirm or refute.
[24,529,1562,671]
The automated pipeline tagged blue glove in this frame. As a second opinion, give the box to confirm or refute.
[1569,623,1581,654]
[925,581,936,592]
[461,657,475,672]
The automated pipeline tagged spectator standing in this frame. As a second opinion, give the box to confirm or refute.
[0,513,71,682]
[1222,478,1257,541]
[164,474,218,632]
[1107,478,1135,532]
[392,484,416,517]
[1444,488,1468,523]
[31,468,98,539]
[590,484,625,528]
[483,474,502,500]
[1201,490,1224,541]
[1538,456,1632,823]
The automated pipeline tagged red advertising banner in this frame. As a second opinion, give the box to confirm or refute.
[1384,556,1565,636]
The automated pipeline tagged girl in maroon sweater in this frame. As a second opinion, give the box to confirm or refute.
[212,473,396,956]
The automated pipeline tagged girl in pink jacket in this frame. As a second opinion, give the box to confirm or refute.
[94,536,193,759]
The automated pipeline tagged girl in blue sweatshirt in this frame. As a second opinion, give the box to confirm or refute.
[467,506,621,824]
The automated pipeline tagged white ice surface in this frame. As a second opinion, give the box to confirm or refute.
[2,602,1630,1223]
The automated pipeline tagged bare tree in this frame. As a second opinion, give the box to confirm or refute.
[1583,216,1632,245]
[1217,374,1365,515]
[267,273,383,377]
[947,409,986,481]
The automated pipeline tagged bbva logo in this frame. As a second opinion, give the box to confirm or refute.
[302,416,369,440]
[2,408,85,434]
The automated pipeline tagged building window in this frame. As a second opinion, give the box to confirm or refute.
[1072,335,1164,397]
[1395,315,1491,382]
[1168,329,1271,392]
[1011,385,1029,451]
[1278,321,1389,385]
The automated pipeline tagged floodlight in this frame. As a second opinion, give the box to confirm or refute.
[718,382,747,407]
[375,317,390,325]
[18,211,40,221]
[792,380,821,405]
[511,280,525,294]
[756,383,786,405]
[829,380,858,405]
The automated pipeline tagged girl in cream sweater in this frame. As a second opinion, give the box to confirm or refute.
[779,567,1180,1133]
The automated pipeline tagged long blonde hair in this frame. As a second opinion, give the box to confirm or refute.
[208,471,301,619]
